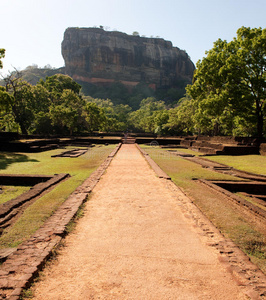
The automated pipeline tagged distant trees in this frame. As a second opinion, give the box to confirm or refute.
[84,97,132,132]
[80,81,156,110]
[0,72,86,134]
[1,26,265,137]
[167,97,194,135]
[84,102,107,132]
[1,71,35,134]
[129,97,169,134]
[0,72,134,134]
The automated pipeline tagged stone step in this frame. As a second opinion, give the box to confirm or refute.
[198,147,218,155]
[123,137,136,144]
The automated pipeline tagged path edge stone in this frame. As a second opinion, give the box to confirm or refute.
[0,143,122,300]
[135,144,266,299]
[136,144,171,180]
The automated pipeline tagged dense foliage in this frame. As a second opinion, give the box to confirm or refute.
[78,80,187,109]
[0,27,265,137]
[0,69,183,135]
[0,72,133,134]
[186,26,266,137]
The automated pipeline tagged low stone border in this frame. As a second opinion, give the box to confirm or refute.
[0,174,70,221]
[198,179,266,220]
[1,143,265,299]
[51,148,89,158]
[162,178,266,299]
[0,143,121,300]
[136,144,171,180]
[0,174,54,186]
[183,155,266,182]
[135,145,266,298]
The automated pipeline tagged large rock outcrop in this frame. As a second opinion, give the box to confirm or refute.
[62,27,195,90]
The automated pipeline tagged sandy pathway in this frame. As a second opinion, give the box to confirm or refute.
[32,144,247,299]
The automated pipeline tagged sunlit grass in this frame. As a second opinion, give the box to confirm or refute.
[205,155,266,175]
[0,145,116,248]
[165,147,202,156]
[236,193,266,211]
[0,152,38,171]
[0,186,31,204]
[142,145,266,273]
[141,145,237,188]
[0,146,112,175]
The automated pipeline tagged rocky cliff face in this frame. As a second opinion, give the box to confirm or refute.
[62,27,195,90]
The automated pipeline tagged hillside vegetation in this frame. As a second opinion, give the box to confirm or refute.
[0,26,265,138]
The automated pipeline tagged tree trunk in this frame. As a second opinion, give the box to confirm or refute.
[257,112,263,139]
[19,123,28,135]
[256,99,264,139]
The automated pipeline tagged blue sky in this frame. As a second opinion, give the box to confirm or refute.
[1,0,265,76]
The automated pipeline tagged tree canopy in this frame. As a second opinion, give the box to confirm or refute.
[187,26,266,137]
[0,72,85,134]
[0,49,5,69]
[0,72,134,135]
[1,27,265,138]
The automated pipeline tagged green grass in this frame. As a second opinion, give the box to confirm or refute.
[0,146,110,175]
[141,145,237,188]
[236,192,266,211]
[142,145,266,273]
[205,154,266,175]
[169,147,203,156]
[0,152,38,171]
[0,145,116,248]
[0,186,31,204]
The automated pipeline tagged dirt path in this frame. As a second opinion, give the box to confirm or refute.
[32,144,248,299]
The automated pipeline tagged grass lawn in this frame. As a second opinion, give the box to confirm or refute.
[142,145,266,273]
[0,145,116,248]
[169,147,203,156]
[0,186,31,204]
[204,154,266,175]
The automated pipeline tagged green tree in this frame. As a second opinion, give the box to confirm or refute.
[0,72,89,135]
[113,104,132,130]
[41,74,81,103]
[84,102,107,132]
[31,84,51,113]
[129,97,166,132]
[0,86,14,131]
[1,71,36,134]
[84,97,132,131]
[0,49,5,69]
[49,89,85,135]
[167,98,195,135]
[187,26,266,137]
[0,87,11,112]
[153,109,169,135]
[38,74,84,134]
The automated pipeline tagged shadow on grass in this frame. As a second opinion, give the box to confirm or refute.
[0,153,39,170]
